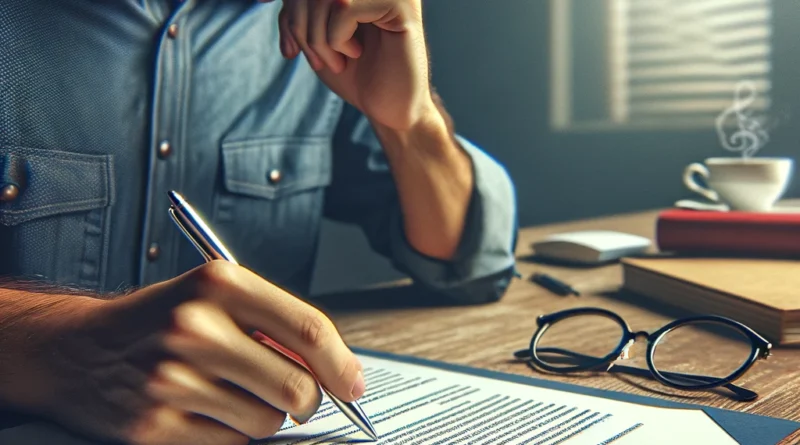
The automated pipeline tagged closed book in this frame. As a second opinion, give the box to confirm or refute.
[656,209,800,257]
[621,256,800,345]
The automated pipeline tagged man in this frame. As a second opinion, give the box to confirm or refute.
[0,0,517,443]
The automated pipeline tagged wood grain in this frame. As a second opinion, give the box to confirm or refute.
[313,209,800,444]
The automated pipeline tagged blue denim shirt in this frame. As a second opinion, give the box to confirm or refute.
[0,1,517,303]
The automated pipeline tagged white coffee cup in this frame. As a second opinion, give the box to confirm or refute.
[683,157,794,212]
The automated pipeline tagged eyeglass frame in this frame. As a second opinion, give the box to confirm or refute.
[513,307,772,402]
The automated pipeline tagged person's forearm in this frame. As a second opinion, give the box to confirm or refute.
[0,285,99,411]
[371,95,474,260]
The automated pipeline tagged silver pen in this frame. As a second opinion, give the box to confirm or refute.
[167,190,378,441]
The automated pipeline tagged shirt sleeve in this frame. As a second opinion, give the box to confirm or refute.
[323,103,519,304]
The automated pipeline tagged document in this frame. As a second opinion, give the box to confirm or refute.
[263,354,737,444]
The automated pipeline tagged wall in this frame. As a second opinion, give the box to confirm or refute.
[310,0,800,295]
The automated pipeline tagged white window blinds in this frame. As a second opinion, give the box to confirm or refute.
[609,0,772,125]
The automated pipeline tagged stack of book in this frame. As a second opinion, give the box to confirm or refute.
[621,207,800,345]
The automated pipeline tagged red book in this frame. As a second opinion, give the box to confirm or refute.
[656,208,800,257]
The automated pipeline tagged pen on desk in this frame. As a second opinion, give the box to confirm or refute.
[530,272,580,296]
[167,191,378,441]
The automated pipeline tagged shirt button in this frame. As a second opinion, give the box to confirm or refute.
[268,169,282,184]
[158,140,172,159]
[147,243,161,261]
[167,24,179,38]
[0,184,19,202]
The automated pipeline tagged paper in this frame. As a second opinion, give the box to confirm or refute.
[262,354,737,444]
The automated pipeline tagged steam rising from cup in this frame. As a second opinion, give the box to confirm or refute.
[715,80,770,158]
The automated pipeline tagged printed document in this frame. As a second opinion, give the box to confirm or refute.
[263,354,736,444]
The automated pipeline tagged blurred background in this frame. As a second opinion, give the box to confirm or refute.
[311,0,800,295]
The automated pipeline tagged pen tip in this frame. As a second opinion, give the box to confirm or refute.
[359,416,378,440]
[359,415,378,440]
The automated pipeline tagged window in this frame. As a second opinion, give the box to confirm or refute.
[550,0,773,131]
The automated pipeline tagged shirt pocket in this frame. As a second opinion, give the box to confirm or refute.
[214,136,331,290]
[0,146,115,289]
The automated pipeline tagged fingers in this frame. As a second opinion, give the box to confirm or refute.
[279,7,300,58]
[281,0,386,72]
[146,361,287,440]
[285,0,325,70]
[126,406,249,445]
[327,2,364,60]
[328,0,402,59]
[163,298,324,422]
[309,0,346,73]
[181,262,365,404]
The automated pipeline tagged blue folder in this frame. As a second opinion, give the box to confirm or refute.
[353,347,800,445]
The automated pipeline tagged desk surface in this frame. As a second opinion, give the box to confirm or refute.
[316,209,800,444]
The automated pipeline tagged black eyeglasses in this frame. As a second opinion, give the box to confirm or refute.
[513,307,772,401]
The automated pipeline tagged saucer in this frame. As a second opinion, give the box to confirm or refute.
[674,199,800,213]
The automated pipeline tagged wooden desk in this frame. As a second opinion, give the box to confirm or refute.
[315,210,800,444]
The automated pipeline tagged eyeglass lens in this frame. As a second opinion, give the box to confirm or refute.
[652,320,753,387]
[536,314,624,369]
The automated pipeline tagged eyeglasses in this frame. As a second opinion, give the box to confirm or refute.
[513,307,772,401]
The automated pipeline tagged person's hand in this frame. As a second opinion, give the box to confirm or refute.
[3,261,364,445]
[276,0,437,131]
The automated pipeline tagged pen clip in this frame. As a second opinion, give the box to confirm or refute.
[169,206,213,262]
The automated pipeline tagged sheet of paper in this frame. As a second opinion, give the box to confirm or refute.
[262,354,737,445]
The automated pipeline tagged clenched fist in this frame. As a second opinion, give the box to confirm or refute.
[275,0,438,131]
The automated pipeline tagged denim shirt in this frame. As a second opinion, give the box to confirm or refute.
[0,0,517,303]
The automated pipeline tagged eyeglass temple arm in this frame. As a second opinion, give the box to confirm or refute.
[606,363,758,401]
[514,347,758,401]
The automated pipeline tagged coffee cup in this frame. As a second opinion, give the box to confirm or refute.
[682,157,794,212]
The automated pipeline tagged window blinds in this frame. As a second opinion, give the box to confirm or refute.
[609,0,772,124]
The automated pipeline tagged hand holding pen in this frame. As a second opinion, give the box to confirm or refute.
[9,195,373,445]
[167,191,377,441]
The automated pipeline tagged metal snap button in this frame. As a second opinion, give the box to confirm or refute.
[0,184,19,202]
[147,243,161,261]
[158,140,172,159]
[268,169,282,184]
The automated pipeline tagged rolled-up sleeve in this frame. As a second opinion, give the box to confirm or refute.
[324,103,518,304]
